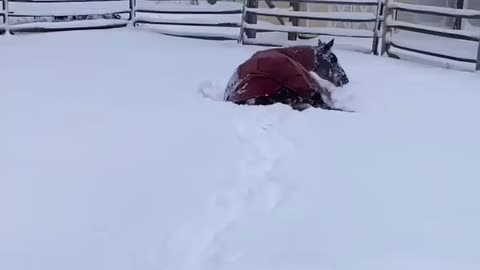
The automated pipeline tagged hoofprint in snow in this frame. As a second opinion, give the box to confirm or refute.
[1,28,480,270]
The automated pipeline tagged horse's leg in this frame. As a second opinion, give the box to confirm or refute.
[272,87,316,111]
[311,92,354,112]
[242,96,276,106]
[291,103,313,111]
[241,87,298,107]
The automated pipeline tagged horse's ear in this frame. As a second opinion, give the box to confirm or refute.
[317,39,323,47]
[324,39,334,50]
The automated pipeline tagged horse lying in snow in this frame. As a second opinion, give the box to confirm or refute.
[224,39,349,111]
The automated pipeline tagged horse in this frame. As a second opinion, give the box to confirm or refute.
[224,39,350,111]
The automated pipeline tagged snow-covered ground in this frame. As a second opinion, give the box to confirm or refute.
[1,28,480,270]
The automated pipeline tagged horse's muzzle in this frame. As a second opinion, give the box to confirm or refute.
[339,77,349,86]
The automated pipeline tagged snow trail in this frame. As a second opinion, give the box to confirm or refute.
[196,110,295,269]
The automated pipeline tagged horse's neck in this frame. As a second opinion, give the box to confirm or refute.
[274,46,316,71]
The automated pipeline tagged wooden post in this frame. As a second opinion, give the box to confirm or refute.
[1,0,3,25]
[288,1,299,41]
[238,0,247,44]
[454,0,465,30]
[380,0,392,56]
[476,40,480,71]
[245,0,258,39]
[4,0,9,34]
[377,1,384,32]
[129,0,136,26]
[371,0,384,55]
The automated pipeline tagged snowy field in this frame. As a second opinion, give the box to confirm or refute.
[1,28,480,270]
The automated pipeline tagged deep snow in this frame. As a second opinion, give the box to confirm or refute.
[1,28,480,270]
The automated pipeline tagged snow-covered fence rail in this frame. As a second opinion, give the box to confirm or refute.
[380,0,480,70]
[240,0,384,54]
[131,1,243,41]
[0,0,244,39]
[5,0,131,34]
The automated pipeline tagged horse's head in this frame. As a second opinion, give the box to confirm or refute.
[312,39,349,87]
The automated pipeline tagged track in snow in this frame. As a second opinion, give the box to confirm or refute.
[199,114,295,269]
[187,86,298,269]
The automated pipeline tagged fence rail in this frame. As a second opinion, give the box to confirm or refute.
[381,0,480,70]
[260,0,379,4]
[388,1,480,19]
[131,1,242,40]
[240,0,384,54]
[4,0,132,34]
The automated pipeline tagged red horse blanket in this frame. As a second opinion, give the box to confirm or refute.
[224,46,320,104]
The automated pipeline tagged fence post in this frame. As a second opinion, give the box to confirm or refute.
[380,0,392,55]
[453,0,464,30]
[3,0,9,34]
[371,0,383,55]
[245,0,258,39]
[238,0,247,44]
[288,1,299,41]
[129,0,136,26]
[476,40,480,71]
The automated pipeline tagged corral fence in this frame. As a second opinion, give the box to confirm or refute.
[240,0,384,55]
[381,0,480,70]
[131,0,243,40]
[3,0,132,34]
[0,0,244,39]
[0,0,479,71]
